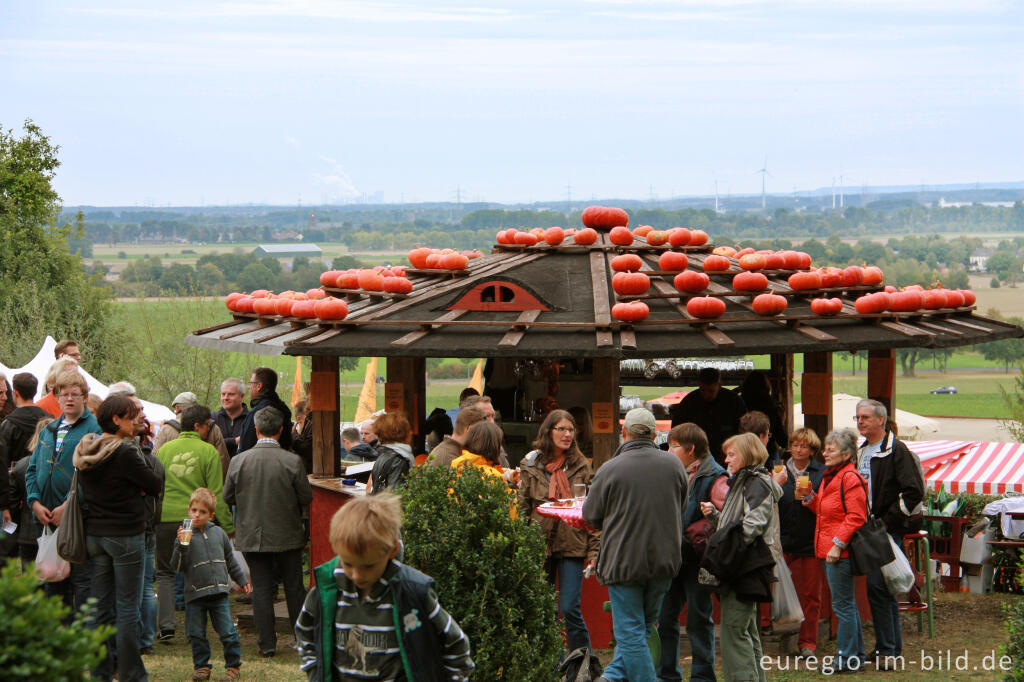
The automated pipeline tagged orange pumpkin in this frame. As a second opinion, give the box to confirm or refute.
[674,270,709,293]
[611,254,644,272]
[609,226,634,246]
[788,270,822,291]
[612,301,650,322]
[810,297,843,316]
[252,297,277,315]
[841,265,864,287]
[702,255,731,272]
[764,252,786,269]
[658,251,689,272]
[611,271,650,296]
[291,300,317,318]
[819,267,843,288]
[733,272,769,292]
[889,290,923,312]
[513,231,539,246]
[752,293,787,315]
[408,248,433,268]
[686,296,726,319]
[544,226,565,245]
[668,228,692,247]
[713,246,737,258]
[357,270,385,291]
[862,265,884,285]
[314,298,349,320]
[581,205,630,230]
[646,230,669,246]
[689,230,709,246]
[573,228,598,245]
[738,253,767,271]
[854,292,891,314]
[633,225,654,237]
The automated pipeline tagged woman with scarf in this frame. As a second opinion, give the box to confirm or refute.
[368,412,415,494]
[801,428,868,673]
[74,394,164,682]
[700,432,782,682]
[519,409,599,655]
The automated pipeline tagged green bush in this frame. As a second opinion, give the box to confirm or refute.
[0,560,115,679]
[401,465,562,681]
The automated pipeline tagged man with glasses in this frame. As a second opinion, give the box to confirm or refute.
[54,339,82,363]
[25,369,101,611]
[855,399,925,669]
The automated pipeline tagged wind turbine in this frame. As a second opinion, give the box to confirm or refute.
[756,157,772,211]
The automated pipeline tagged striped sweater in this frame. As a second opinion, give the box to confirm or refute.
[295,560,473,681]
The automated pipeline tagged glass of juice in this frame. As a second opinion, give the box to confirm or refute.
[180,519,193,546]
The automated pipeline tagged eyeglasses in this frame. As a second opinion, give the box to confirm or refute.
[552,427,576,434]
[57,393,84,400]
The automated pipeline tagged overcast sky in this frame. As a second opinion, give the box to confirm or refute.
[1,1,1021,206]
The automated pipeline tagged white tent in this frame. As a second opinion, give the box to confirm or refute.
[1,336,175,425]
[793,392,940,441]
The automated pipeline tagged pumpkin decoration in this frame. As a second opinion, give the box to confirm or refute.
[305,288,326,299]
[752,293,787,316]
[611,254,644,272]
[225,292,245,310]
[733,272,769,292]
[513,231,539,246]
[840,265,864,287]
[702,255,731,272]
[612,301,650,322]
[336,270,359,288]
[252,296,277,315]
[788,270,822,291]
[862,265,884,285]
[889,289,923,312]
[357,269,385,291]
[581,205,630,230]
[764,252,786,269]
[573,227,598,245]
[712,246,737,258]
[233,295,255,313]
[424,252,444,268]
[408,247,433,268]
[543,226,565,245]
[854,292,891,314]
[319,270,342,286]
[922,289,947,310]
[959,289,977,306]
[734,247,755,258]
[382,276,413,294]
[609,226,634,246]
[686,296,726,319]
[291,300,317,318]
[274,297,295,316]
[689,230,709,246]
[674,270,709,293]
[658,251,689,272]
[611,271,650,296]
[314,298,349,320]
[818,267,843,288]
[646,230,669,246]
[810,297,843,316]
[633,225,654,237]
[668,228,692,247]
[738,253,767,271]
[442,252,469,270]
[945,289,966,308]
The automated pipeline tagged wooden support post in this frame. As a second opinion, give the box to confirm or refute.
[802,352,833,442]
[771,353,794,443]
[310,355,340,477]
[386,357,427,454]
[591,357,620,469]
[868,348,896,419]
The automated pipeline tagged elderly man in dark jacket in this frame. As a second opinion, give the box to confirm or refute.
[224,407,313,658]
[583,408,687,682]
[855,398,925,667]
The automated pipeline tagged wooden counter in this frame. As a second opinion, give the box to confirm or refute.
[309,476,366,568]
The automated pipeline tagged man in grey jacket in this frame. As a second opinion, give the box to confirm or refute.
[224,407,313,658]
[583,408,687,682]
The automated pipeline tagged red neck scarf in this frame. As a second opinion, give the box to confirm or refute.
[545,452,572,500]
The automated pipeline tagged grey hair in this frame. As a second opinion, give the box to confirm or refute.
[824,428,860,459]
[856,398,887,421]
[107,381,137,396]
[221,377,245,396]
[254,407,285,436]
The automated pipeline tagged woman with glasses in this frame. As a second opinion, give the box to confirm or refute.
[518,409,599,655]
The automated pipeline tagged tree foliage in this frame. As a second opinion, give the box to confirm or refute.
[401,465,563,682]
[0,560,115,680]
[0,120,125,377]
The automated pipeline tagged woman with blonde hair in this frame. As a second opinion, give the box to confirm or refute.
[701,432,782,682]
[519,409,599,655]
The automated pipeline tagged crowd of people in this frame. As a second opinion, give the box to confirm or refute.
[0,348,928,681]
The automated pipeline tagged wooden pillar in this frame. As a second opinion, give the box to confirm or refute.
[386,357,427,453]
[868,348,896,418]
[770,353,794,443]
[310,355,340,477]
[591,357,620,469]
[802,352,833,442]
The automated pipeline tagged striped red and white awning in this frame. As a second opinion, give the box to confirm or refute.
[907,440,1024,494]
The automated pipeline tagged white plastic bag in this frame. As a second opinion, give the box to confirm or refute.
[228,546,250,591]
[881,535,916,595]
[36,527,70,582]
[770,559,804,626]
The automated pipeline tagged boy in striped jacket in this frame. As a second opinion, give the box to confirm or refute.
[295,494,474,682]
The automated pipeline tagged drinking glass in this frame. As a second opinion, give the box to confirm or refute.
[180,518,194,546]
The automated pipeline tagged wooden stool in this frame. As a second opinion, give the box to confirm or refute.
[897,530,934,638]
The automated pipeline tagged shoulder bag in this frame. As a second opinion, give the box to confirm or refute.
[56,469,89,564]
[840,473,895,576]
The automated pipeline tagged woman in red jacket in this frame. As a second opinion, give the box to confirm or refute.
[802,428,868,673]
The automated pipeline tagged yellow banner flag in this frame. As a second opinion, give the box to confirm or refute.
[353,357,378,423]
[291,356,303,407]
[468,358,484,395]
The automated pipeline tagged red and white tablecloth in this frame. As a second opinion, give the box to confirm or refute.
[536,501,596,531]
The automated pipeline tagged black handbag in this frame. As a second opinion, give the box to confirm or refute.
[840,475,895,576]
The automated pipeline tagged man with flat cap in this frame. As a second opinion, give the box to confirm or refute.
[584,408,687,682]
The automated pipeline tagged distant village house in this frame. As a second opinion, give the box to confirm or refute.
[253,243,322,258]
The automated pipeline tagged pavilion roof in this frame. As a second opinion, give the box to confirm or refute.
[185,235,1022,359]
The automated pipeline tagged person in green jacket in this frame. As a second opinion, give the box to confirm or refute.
[154,404,234,642]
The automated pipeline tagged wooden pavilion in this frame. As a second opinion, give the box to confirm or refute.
[186,230,1022,647]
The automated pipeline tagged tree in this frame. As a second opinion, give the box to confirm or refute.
[237,262,274,291]
[0,120,125,376]
[977,320,1024,372]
